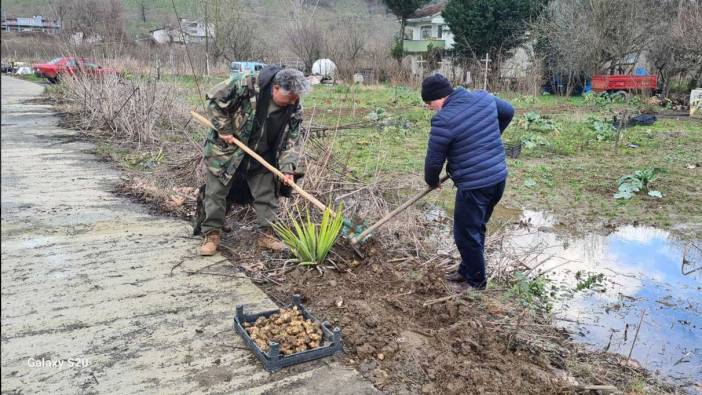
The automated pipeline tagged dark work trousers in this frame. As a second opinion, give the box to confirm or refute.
[454,180,506,288]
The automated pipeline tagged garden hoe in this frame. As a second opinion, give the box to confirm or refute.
[190,111,366,246]
[350,174,450,245]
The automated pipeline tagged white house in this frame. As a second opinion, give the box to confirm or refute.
[403,2,454,76]
[149,19,213,45]
[404,2,454,53]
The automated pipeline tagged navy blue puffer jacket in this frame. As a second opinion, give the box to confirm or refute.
[424,88,514,190]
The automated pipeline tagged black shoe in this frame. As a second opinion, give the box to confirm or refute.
[445,272,466,283]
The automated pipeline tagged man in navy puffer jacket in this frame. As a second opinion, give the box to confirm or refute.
[422,74,514,290]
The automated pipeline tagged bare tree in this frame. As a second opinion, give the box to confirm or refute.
[201,0,258,64]
[672,0,702,89]
[325,16,370,79]
[534,0,674,94]
[285,0,325,73]
[50,0,128,57]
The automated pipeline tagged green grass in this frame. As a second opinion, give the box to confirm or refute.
[302,85,702,237]
[304,84,431,177]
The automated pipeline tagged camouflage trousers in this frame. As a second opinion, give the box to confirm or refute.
[200,169,278,234]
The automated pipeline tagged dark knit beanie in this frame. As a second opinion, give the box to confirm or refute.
[421,74,453,102]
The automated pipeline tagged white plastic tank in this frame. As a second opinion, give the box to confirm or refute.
[691,89,702,118]
[312,59,336,77]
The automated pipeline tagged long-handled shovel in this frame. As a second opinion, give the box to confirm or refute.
[350,174,450,245]
[190,111,364,241]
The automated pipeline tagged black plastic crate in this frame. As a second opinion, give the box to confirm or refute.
[504,142,522,159]
[233,294,342,372]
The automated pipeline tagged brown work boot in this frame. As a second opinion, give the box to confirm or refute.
[257,229,288,252]
[199,231,221,256]
[222,223,233,233]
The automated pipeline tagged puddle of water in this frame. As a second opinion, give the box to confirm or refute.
[503,212,702,386]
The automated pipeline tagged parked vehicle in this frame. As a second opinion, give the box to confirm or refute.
[32,57,116,83]
[229,61,266,82]
[1,61,30,74]
[591,75,657,94]
[1,61,18,74]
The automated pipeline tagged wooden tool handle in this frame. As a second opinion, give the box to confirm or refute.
[350,174,450,244]
[190,111,331,215]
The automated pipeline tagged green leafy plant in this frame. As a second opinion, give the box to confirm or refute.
[583,92,626,108]
[272,206,344,266]
[517,112,559,134]
[520,132,550,149]
[586,117,617,141]
[507,272,552,312]
[614,167,664,199]
[366,107,386,122]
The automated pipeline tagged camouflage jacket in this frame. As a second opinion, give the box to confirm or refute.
[203,65,305,184]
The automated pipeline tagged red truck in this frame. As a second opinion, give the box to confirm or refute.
[591,75,657,93]
[32,57,116,83]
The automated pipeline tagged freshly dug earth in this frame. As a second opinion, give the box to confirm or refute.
[259,248,675,394]
[259,249,569,394]
[243,306,323,355]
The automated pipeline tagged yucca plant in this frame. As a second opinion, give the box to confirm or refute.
[272,206,344,266]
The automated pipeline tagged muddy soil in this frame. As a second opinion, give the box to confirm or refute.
[200,212,670,395]
[264,259,565,394]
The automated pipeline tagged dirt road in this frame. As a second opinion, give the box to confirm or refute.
[0,75,377,394]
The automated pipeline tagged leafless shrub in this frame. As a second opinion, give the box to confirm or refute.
[0,32,63,63]
[59,74,189,146]
[50,0,130,58]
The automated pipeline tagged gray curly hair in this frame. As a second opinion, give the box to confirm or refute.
[273,68,310,96]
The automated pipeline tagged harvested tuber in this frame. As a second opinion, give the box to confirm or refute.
[244,307,324,355]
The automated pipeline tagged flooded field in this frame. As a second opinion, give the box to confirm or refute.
[504,210,701,389]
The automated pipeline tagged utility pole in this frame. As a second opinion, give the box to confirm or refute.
[204,0,210,76]
[483,53,491,91]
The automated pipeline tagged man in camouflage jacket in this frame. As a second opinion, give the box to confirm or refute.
[196,65,309,256]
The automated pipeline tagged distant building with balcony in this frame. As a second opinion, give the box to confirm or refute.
[403,2,533,82]
[1,15,61,34]
[403,2,454,76]
[149,19,213,45]
[404,2,453,53]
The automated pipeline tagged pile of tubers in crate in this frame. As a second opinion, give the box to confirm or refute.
[243,306,323,355]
